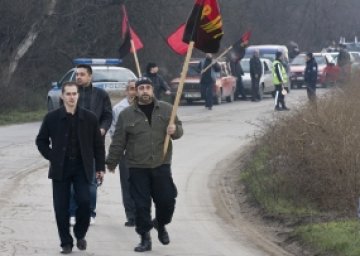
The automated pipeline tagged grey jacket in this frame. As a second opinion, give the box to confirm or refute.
[106,99,183,170]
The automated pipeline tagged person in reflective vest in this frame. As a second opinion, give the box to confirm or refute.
[272,51,290,111]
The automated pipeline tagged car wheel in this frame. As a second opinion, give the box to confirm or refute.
[214,91,222,105]
[186,99,193,105]
[226,89,234,102]
[47,98,54,111]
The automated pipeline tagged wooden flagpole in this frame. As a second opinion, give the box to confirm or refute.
[200,45,233,74]
[163,41,195,158]
[131,39,142,77]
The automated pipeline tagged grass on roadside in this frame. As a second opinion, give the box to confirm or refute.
[241,147,317,217]
[296,220,360,256]
[0,109,47,126]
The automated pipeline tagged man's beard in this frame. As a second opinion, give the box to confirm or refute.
[138,94,153,104]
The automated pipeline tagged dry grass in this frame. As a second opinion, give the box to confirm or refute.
[250,78,360,217]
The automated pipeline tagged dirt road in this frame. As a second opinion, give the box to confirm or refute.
[0,90,311,255]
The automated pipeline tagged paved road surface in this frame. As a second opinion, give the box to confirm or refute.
[0,90,312,255]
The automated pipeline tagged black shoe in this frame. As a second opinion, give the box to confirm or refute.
[274,106,282,111]
[60,245,72,254]
[134,232,152,252]
[125,219,135,227]
[282,106,290,111]
[76,238,87,251]
[208,107,212,110]
[152,219,170,245]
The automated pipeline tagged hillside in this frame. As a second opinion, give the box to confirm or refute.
[1,0,360,111]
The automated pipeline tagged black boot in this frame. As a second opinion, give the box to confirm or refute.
[134,232,152,252]
[153,219,170,245]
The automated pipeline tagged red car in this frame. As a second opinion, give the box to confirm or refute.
[170,59,236,104]
[290,53,340,88]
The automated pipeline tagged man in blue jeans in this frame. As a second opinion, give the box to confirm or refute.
[69,64,112,225]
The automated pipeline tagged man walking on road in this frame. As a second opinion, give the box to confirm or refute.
[250,49,262,101]
[304,52,318,101]
[106,77,183,252]
[109,79,137,227]
[69,64,112,226]
[272,51,290,111]
[199,53,221,110]
[36,82,105,254]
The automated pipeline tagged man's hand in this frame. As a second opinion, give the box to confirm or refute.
[167,124,176,135]
[165,90,171,95]
[100,128,106,136]
[96,171,105,186]
[106,164,115,173]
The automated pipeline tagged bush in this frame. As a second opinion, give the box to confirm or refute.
[250,80,360,216]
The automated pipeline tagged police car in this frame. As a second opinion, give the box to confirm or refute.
[47,58,137,110]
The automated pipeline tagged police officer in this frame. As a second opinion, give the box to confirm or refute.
[304,52,318,101]
[272,51,290,111]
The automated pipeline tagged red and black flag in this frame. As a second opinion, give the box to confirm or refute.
[167,24,189,55]
[119,5,143,58]
[183,0,224,53]
[230,31,252,61]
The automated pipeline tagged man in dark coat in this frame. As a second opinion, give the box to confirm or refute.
[144,62,171,100]
[304,52,318,101]
[250,49,262,101]
[36,82,105,254]
[198,53,221,109]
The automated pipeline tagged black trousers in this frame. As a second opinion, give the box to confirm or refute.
[251,78,260,100]
[129,164,177,235]
[204,84,214,108]
[235,77,247,99]
[52,158,91,247]
[274,84,285,108]
[119,155,136,221]
[306,83,316,101]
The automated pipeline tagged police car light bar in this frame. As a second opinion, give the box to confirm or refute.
[73,58,122,66]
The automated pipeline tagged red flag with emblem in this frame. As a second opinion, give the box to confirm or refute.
[230,30,252,61]
[119,5,143,58]
[182,0,224,53]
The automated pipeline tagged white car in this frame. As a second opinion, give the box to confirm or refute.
[240,58,274,98]
[47,58,137,110]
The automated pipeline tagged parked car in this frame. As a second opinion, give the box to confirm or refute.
[244,45,291,92]
[240,58,274,98]
[289,53,339,88]
[47,58,137,110]
[169,59,236,105]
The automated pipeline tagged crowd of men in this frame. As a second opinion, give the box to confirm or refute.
[36,63,182,254]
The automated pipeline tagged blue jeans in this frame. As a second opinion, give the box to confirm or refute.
[69,168,97,218]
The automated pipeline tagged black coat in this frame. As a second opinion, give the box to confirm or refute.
[250,56,262,79]
[304,58,318,86]
[78,84,113,133]
[36,106,105,182]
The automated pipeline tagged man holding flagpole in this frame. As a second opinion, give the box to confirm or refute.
[106,77,183,252]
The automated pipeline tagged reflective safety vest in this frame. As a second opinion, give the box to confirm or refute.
[272,60,288,85]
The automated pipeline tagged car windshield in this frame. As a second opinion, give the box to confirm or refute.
[92,69,136,82]
[291,55,306,65]
[240,59,250,73]
[187,63,200,76]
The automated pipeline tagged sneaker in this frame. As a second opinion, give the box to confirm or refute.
[69,216,76,226]
[90,217,95,225]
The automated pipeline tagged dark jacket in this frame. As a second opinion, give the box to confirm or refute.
[198,58,221,84]
[304,57,318,86]
[229,59,244,79]
[36,106,105,182]
[144,73,170,100]
[78,84,113,133]
[106,99,183,170]
[250,56,262,79]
